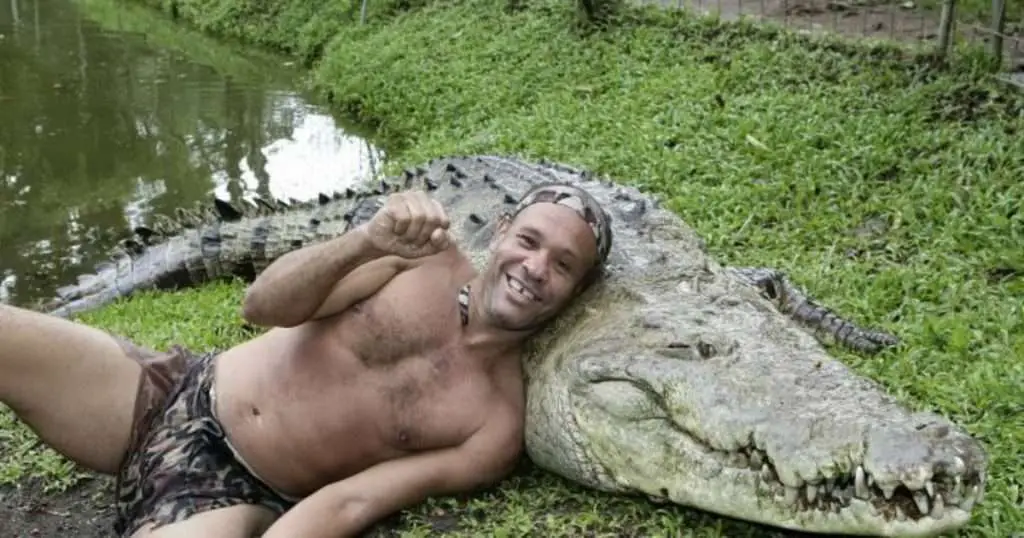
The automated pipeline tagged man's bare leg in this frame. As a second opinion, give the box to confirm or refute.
[131,505,278,538]
[0,304,142,474]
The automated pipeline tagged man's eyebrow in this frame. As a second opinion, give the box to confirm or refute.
[519,225,582,261]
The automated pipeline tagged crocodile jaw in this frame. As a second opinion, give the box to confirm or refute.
[570,383,980,536]
[524,287,986,537]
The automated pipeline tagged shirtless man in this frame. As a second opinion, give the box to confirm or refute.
[0,183,613,537]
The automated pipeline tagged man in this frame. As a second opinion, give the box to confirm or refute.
[0,183,613,537]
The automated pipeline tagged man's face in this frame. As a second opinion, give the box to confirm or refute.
[479,203,599,332]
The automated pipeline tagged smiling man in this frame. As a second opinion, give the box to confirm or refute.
[0,183,613,538]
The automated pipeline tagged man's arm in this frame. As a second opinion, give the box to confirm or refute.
[305,254,415,321]
[261,405,524,538]
[241,226,386,328]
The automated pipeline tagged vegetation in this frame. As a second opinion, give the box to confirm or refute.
[0,0,332,305]
[4,0,1023,536]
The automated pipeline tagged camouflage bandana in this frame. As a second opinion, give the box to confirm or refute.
[507,184,613,267]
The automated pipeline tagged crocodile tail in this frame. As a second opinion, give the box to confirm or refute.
[42,233,201,318]
[38,190,378,318]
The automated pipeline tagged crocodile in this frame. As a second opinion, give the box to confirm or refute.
[36,155,985,537]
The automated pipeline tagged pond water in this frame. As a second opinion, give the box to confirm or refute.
[0,0,387,308]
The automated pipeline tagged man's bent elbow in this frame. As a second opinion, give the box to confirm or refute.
[240,287,303,328]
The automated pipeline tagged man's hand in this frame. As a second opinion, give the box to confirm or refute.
[361,191,453,259]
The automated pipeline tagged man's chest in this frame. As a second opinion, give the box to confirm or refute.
[348,271,464,362]
[368,356,492,451]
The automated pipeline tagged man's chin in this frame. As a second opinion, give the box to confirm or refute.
[489,306,546,333]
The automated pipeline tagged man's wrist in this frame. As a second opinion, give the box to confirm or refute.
[348,224,388,259]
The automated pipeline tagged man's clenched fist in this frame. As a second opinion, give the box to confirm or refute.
[361,191,453,259]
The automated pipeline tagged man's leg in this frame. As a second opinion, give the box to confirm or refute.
[131,505,278,538]
[0,304,142,474]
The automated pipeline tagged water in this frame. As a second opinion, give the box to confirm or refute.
[0,0,387,308]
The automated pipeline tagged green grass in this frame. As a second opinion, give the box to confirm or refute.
[4,0,1024,536]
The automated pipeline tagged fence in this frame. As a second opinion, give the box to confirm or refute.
[354,0,1022,87]
[634,0,1023,86]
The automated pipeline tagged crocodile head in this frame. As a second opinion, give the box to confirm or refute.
[508,160,988,537]
[524,279,986,537]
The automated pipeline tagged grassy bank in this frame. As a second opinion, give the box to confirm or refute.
[4,0,1023,536]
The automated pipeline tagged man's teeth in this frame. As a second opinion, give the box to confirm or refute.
[507,276,538,301]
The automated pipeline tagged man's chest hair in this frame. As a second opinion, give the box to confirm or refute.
[351,266,465,359]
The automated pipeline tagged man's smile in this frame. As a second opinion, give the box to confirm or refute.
[505,273,540,303]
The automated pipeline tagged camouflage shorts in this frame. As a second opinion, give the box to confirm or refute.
[113,341,296,537]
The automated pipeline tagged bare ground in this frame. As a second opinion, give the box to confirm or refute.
[1,476,115,538]
[650,0,1024,67]
[663,0,942,41]
[0,469,438,537]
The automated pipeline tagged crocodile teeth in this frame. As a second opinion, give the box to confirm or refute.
[806,485,818,503]
[784,486,799,506]
[925,481,935,498]
[896,506,907,521]
[880,483,896,500]
[931,493,945,518]
[951,477,964,501]
[961,490,977,511]
[854,466,870,499]
[913,490,930,515]
[836,486,853,504]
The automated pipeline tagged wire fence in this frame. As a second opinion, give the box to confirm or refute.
[353,0,1022,86]
[634,0,1023,86]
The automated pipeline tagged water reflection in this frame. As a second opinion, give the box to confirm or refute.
[0,0,386,307]
[212,94,383,203]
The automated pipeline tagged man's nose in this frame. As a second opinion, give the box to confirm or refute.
[522,253,549,282]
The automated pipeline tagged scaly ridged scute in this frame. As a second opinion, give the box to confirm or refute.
[38,155,985,536]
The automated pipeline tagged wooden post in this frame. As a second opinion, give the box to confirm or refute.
[936,0,957,59]
[990,0,1006,65]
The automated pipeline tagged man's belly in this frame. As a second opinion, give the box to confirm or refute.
[209,324,491,498]
[211,350,405,498]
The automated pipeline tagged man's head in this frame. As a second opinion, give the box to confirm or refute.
[477,183,613,332]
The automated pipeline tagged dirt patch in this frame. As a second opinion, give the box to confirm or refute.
[671,0,940,41]
[1,476,115,538]
[0,472,452,537]
[650,0,1024,66]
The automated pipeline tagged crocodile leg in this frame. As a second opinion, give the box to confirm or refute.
[727,266,900,355]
